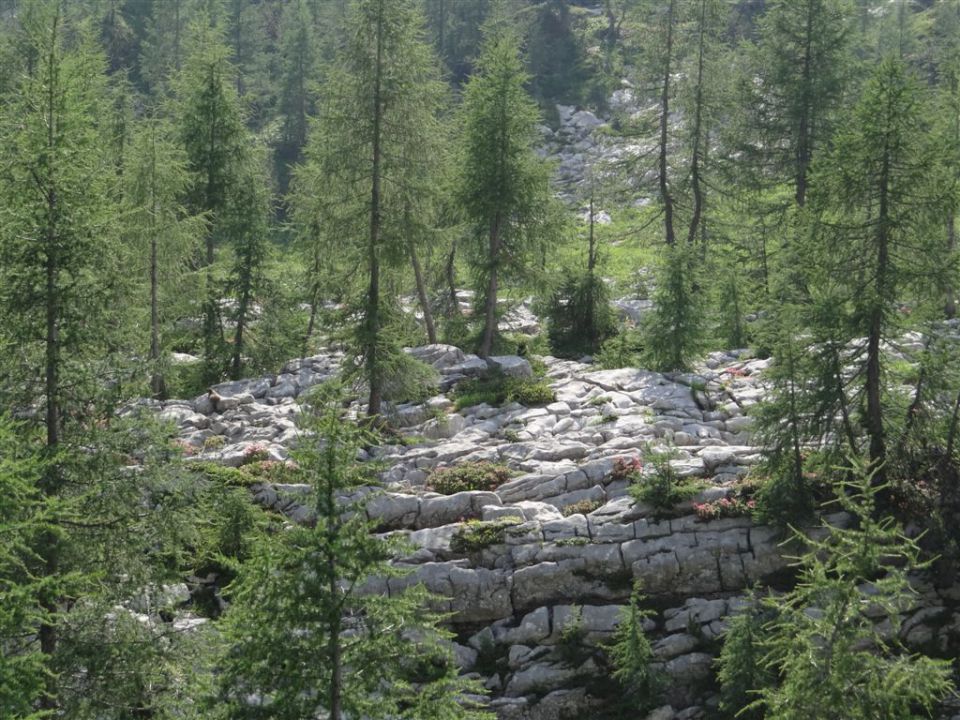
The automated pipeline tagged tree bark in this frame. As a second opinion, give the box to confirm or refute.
[445,238,460,320]
[39,15,62,709]
[479,213,502,359]
[366,0,385,417]
[410,240,437,344]
[686,0,707,249]
[866,142,891,484]
[794,1,815,208]
[658,0,676,247]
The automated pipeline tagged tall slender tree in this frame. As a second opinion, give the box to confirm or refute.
[459,8,553,358]
[125,115,202,398]
[808,57,951,482]
[291,0,445,416]
[176,20,248,382]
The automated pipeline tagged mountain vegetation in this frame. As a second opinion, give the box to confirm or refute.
[0,0,959,718]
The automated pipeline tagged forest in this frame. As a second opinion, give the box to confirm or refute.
[2,0,960,718]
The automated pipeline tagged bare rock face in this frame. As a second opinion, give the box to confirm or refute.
[161,345,959,719]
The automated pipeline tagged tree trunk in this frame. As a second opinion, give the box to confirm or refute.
[866,146,891,484]
[366,0,385,417]
[410,240,437,344]
[658,0,676,247]
[479,214,502,359]
[795,2,815,208]
[947,210,957,319]
[39,16,62,709]
[686,0,708,254]
[231,286,248,381]
[445,238,460,320]
[149,233,166,398]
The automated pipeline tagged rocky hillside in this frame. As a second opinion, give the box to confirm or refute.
[150,346,960,720]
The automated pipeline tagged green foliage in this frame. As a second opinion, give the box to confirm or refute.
[218,385,489,718]
[458,8,556,357]
[450,518,519,555]
[544,268,616,358]
[561,499,603,517]
[290,0,446,416]
[381,353,441,405]
[557,605,590,667]
[452,373,555,410]
[723,462,955,719]
[595,323,644,370]
[429,461,513,495]
[715,594,776,720]
[610,582,658,713]
[0,418,48,718]
[642,243,705,372]
[629,449,703,513]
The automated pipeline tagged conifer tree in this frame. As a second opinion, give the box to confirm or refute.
[753,0,853,208]
[176,20,249,382]
[125,115,202,398]
[721,464,954,719]
[459,8,553,358]
[224,154,270,380]
[291,0,445,416]
[808,57,951,483]
[217,385,489,720]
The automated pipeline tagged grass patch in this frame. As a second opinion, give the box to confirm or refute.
[428,461,513,495]
[452,372,556,410]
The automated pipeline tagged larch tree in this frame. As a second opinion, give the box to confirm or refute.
[224,153,271,381]
[754,0,854,208]
[722,466,954,719]
[125,115,202,398]
[459,8,553,359]
[176,20,249,383]
[291,0,446,417]
[217,385,490,720]
[808,57,951,483]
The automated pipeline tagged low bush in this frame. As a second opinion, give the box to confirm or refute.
[428,461,513,495]
[452,372,555,410]
[450,518,519,554]
[561,499,603,517]
[629,450,703,513]
[595,323,644,369]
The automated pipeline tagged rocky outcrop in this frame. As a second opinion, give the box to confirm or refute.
[155,346,960,719]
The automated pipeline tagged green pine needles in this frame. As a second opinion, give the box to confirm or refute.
[717,460,955,720]
[216,384,490,720]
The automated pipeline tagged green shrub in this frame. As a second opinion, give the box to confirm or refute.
[452,372,555,410]
[428,461,513,495]
[189,462,258,487]
[543,269,616,358]
[752,456,821,529]
[557,606,590,667]
[595,323,643,369]
[629,450,703,513]
[716,595,776,720]
[610,582,660,712]
[561,499,602,516]
[450,518,519,554]
[382,353,440,404]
